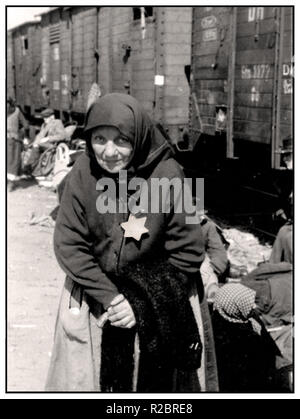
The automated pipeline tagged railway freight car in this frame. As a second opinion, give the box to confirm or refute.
[7,6,293,167]
[7,20,43,115]
[190,6,293,170]
[8,6,193,144]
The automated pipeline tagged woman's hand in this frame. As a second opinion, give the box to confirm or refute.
[107,294,136,329]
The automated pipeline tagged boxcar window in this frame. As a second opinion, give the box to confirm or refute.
[21,36,28,56]
[133,6,153,20]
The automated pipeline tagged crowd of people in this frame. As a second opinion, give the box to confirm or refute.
[7,93,293,393]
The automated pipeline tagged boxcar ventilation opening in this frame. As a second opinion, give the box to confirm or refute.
[133,6,153,20]
[21,36,28,56]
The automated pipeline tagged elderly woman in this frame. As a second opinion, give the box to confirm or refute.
[46,93,218,392]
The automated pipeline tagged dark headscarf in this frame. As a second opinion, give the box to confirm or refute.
[83,93,174,176]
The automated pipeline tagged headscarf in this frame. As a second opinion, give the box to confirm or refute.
[213,283,261,334]
[83,93,174,176]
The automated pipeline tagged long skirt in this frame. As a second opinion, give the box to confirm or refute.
[45,277,219,392]
[7,137,22,179]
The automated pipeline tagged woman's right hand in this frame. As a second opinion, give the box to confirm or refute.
[107,294,136,329]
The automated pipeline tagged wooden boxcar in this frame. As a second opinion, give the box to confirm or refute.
[8,6,193,143]
[190,6,294,169]
[7,6,293,167]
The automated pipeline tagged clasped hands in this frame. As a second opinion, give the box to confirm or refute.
[107,294,136,329]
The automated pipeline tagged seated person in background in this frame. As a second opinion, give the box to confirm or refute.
[212,283,280,393]
[270,191,293,264]
[269,220,292,264]
[32,108,66,150]
[271,136,293,264]
[199,216,228,301]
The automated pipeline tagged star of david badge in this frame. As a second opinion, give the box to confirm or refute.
[120,214,149,241]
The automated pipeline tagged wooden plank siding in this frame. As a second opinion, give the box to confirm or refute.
[98,7,133,104]
[9,5,193,136]
[191,7,232,135]
[48,9,61,111]
[161,7,192,128]
[12,23,39,110]
[236,18,277,38]
[7,31,15,100]
[279,7,294,143]
[190,5,293,163]
[7,5,293,170]
[59,10,72,112]
[70,7,98,114]
[13,32,23,108]
[233,6,277,145]
[28,24,42,110]
[110,6,132,98]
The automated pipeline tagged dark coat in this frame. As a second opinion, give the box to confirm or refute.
[212,311,279,393]
[50,93,217,392]
[53,153,211,391]
[54,153,205,309]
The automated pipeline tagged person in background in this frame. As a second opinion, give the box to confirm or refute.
[280,135,293,171]
[273,136,293,223]
[212,283,280,393]
[199,215,228,301]
[32,108,66,150]
[28,108,66,180]
[269,214,293,264]
[7,97,29,192]
[270,136,293,264]
[241,262,293,392]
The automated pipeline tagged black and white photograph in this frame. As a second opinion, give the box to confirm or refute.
[5,3,295,399]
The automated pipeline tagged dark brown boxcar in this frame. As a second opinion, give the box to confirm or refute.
[190,6,294,169]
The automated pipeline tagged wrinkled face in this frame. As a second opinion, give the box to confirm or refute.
[91,126,133,173]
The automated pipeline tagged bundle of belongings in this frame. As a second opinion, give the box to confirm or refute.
[201,215,293,392]
[241,262,293,391]
[212,283,281,393]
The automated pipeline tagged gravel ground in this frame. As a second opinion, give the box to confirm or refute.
[7,181,63,392]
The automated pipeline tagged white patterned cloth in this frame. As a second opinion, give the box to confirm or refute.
[213,284,261,335]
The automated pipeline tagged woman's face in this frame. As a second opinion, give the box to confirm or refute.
[91,126,133,173]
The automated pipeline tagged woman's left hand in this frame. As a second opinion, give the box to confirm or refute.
[107,294,136,329]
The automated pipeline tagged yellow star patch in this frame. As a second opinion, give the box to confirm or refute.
[121,214,149,241]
